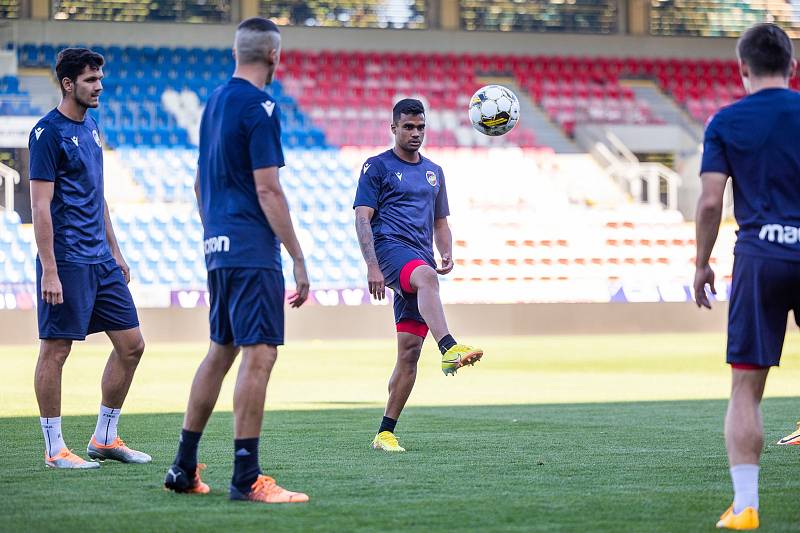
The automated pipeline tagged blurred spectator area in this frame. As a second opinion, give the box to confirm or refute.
[51,0,231,22]
[262,0,428,29]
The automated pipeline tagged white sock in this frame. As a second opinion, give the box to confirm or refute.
[94,405,121,446]
[40,416,66,458]
[731,464,759,513]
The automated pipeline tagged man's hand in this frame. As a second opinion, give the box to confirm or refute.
[114,253,131,284]
[367,264,385,300]
[41,268,63,305]
[694,264,716,309]
[288,258,310,308]
[436,253,453,275]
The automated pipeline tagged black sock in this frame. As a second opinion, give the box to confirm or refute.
[174,429,202,474]
[379,416,397,434]
[438,334,457,355]
[232,437,261,493]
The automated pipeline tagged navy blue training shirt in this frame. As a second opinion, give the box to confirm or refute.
[198,77,284,271]
[29,108,111,263]
[701,88,800,261]
[353,149,450,264]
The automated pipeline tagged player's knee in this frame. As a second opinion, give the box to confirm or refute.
[41,340,72,366]
[398,341,423,365]
[413,266,438,291]
[125,336,146,361]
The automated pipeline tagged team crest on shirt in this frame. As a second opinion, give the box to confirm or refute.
[92,129,102,147]
[426,170,437,186]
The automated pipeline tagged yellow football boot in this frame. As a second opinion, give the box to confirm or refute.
[442,344,483,376]
[371,431,405,452]
[777,420,800,445]
[716,505,759,530]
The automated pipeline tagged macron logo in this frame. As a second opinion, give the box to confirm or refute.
[363,163,371,174]
[204,235,230,254]
[71,136,79,147]
[34,127,44,140]
[395,171,403,181]
[759,224,800,244]
[261,101,275,117]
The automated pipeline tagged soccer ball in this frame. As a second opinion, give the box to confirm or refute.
[468,85,520,136]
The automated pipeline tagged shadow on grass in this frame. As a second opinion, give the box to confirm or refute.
[1,398,798,532]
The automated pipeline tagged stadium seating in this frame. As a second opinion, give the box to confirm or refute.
[3,44,742,302]
[16,45,326,149]
[0,75,41,116]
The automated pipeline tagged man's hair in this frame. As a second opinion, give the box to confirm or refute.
[55,48,104,95]
[737,23,794,77]
[393,99,425,123]
[235,17,281,65]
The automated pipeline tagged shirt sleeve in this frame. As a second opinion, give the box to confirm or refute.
[246,99,284,171]
[28,124,61,182]
[353,160,381,210]
[700,113,730,176]
[434,168,450,219]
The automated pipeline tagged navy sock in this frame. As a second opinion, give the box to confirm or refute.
[438,334,457,355]
[379,416,397,434]
[232,437,261,493]
[174,429,202,473]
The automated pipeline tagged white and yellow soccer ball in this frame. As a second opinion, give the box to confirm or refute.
[468,85,520,136]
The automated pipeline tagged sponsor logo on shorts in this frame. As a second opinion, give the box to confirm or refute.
[759,224,800,244]
[204,235,230,254]
[426,171,437,186]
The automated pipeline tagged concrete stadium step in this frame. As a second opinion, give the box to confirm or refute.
[507,81,581,154]
[623,80,702,142]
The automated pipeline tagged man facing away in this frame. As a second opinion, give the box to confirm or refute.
[30,48,150,469]
[163,18,310,504]
[695,23,800,530]
[354,98,484,453]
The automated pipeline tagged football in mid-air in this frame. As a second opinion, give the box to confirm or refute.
[468,85,520,136]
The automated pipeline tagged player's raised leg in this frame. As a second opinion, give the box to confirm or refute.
[36,339,99,469]
[373,332,424,452]
[228,344,308,503]
[716,367,767,530]
[165,341,239,494]
[408,263,482,376]
[87,327,150,463]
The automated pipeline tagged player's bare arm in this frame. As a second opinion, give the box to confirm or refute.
[193,170,204,226]
[354,205,385,300]
[253,166,309,308]
[694,171,728,309]
[31,180,62,305]
[433,217,453,275]
[103,200,130,284]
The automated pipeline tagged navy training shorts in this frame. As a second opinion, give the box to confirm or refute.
[208,268,285,347]
[727,254,800,368]
[36,258,139,340]
[376,240,435,338]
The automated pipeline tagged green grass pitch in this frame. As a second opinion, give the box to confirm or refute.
[1,333,799,532]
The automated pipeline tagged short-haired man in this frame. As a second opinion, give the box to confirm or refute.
[354,98,483,453]
[30,48,150,469]
[695,23,799,530]
[163,18,310,504]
